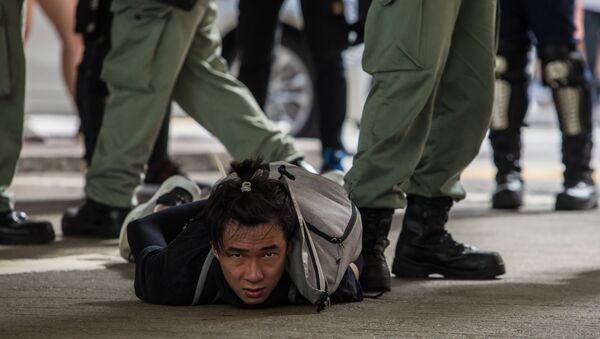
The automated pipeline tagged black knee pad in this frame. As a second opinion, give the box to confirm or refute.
[491,43,530,131]
[538,44,593,137]
[538,44,591,88]
[496,41,530,83]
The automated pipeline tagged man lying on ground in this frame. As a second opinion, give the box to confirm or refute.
[121,159,363,308]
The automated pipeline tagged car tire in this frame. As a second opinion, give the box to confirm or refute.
[221,26,318,137]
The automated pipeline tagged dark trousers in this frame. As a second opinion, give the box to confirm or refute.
[236,0,348,151]
[585,10,600,84]
[75,32,171,167]
[499,0,576,47]
[489,0,594,182]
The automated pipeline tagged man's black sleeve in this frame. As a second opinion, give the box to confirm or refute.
[132,203,214,305]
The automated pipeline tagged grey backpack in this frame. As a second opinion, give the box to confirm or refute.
[192,161,362,311]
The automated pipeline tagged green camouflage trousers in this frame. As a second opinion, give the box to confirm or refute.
[0,0,25,213]
[87,0,302,208]
[345,0,498,209]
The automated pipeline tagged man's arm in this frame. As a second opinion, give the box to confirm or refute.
[131,202,215,305]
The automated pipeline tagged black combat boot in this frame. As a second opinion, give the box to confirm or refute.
[62,199,130,238]
[392,195,505,279]
[492,171,524,210]
[0,211,55,244]
[359,207,394,292]
[555,134,597,210]
[489,131,524,210]
[555,179,598,210]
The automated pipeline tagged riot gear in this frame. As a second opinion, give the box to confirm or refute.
[489,0,597,210]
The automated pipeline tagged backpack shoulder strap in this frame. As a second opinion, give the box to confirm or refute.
[192,251,215,305]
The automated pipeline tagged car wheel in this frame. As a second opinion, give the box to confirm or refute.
[222,26,318,137]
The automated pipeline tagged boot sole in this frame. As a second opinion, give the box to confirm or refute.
[392,256,506,279]
[492,191,523,210]
[555,194,598,211]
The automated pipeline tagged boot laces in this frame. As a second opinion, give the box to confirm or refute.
[422,208,464,250]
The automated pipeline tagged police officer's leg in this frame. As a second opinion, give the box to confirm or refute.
[172,2,302,163]
[300,0,348,172]
[345,0,467,291]
[0,0,54,244]
[393,0,504,279]
[63,2,200,238]
[75,34,110,165]
[75,6,179,183]
[0,0,25,214]
[538,45,597,209]
[144,106,181,185]
[488,40,530,209]
[527,0,598,210]
[236,0,284,108]
[487,0,531,209]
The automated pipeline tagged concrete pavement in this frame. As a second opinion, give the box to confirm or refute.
[1,195,600,338]
[2,118,600,337]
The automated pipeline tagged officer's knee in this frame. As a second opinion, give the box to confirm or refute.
[496,41,530,83]
[538,44,591,89]
[538,44,593,136]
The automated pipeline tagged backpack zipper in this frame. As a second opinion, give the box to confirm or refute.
[305,204,357,244]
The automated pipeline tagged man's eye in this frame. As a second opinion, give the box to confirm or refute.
[231,253,242,258]
[264,252,276,257]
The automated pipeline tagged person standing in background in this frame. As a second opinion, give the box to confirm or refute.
[25,0,83,102]
[235,0,367,173]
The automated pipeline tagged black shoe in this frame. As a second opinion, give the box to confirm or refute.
[139,160,211,204]
[62,199,130,238]
[0,211,55,245]
[492,171,523,210]
[392,195,505,279]
[359,208,394,292]
[144,160,182,185]
[555,180,598,210]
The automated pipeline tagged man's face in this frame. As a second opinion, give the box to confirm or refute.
[212,221,289,305]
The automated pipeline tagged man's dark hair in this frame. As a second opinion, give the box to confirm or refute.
[202,159,299,252]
